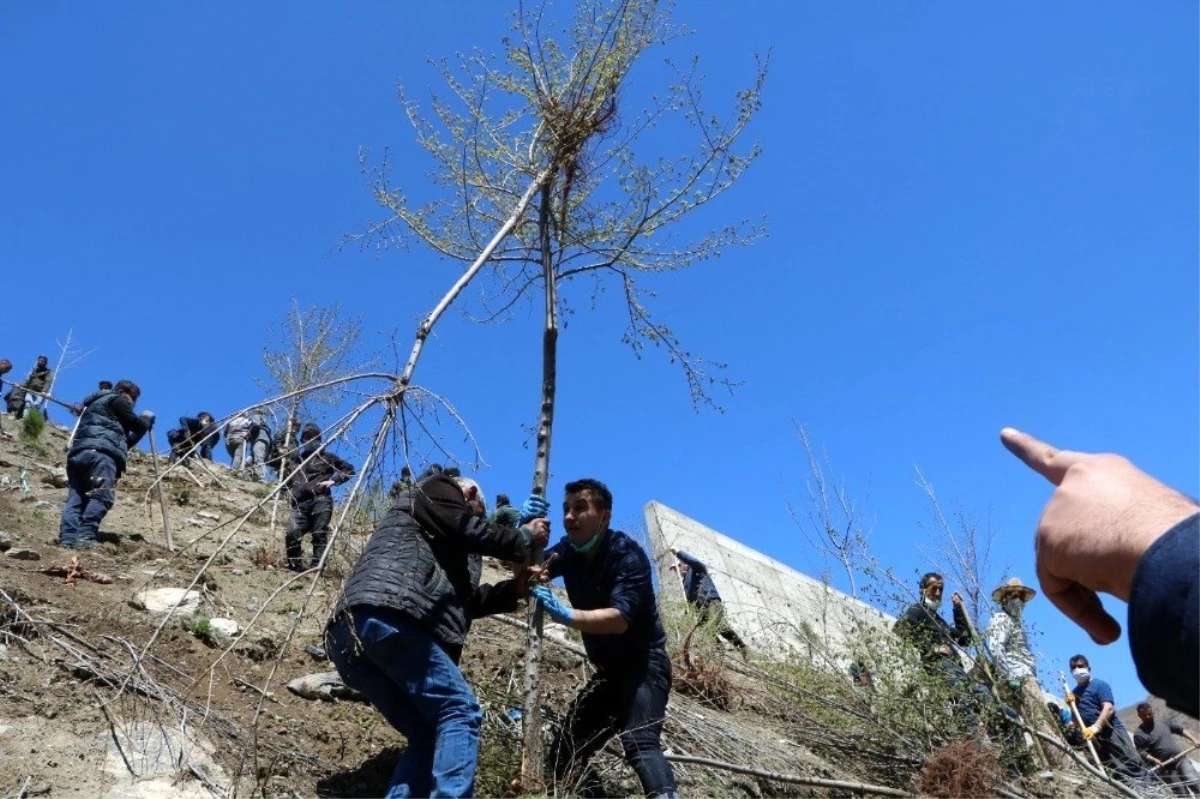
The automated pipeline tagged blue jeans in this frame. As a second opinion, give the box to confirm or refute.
[326,607,482,798]
[59,449,118,546]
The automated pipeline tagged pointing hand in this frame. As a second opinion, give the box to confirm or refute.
[1000,427,1198,644]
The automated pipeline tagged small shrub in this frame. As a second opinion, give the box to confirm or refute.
[190,617,215,645]
[20,408,45,442]
[173,489,191,506]
[911,735,1004,798]
[250,543,282,570]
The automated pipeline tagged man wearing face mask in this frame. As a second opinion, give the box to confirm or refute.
[985,578,1056,765]
[1067,654,1150,782]
[894,572,972,676]
[529,478,678,799]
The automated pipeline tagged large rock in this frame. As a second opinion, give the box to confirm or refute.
[136,588,201,616]
[5,548,40,561]
[286,671,365,703]
[41,469,69,489]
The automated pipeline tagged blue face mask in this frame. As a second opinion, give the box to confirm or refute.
[571,530,603,553]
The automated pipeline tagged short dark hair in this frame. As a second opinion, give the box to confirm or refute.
[1137,702,1152,712]
[444,466,461,478]
[400,466,412,477]
[564,478,612,512]
[198,412,214,423]
[920,572,944,590]
[114,380,140,401]
[98,380,113,390]
[496,494,511,507]
[301,423,321,440]
[1069,654,1089,668]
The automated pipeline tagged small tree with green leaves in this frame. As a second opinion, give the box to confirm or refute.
[355,1,766,784]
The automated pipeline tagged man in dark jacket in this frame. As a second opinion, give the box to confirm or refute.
[282,424,355,570]
[894,572,971,676]
[325,474,549,798]
[58,380,153,548]
[166,412,219,462]
[6,354,52,419]
[268,417,301,478]
[669,546,747,653]
[530,478,679,799]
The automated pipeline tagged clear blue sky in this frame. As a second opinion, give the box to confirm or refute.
[2,3,1195,706]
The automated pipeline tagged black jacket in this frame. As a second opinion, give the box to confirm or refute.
[69,391,150,476]
[894,600,971,667]
[282,439,356,503]
[169,416,220,460]
[332,475,531,655]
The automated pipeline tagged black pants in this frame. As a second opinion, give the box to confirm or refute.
[697,600,747,651]
[285,495,333,570]
[1095,727,1153,785]
[549,647,677,798]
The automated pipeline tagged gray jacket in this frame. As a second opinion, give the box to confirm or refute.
[332,475,531,654]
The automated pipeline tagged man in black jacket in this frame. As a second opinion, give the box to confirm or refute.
[325,473,549,798]
[529,478,679,799]
[166,412,219,462]
[58,380,153,548]
[282,424,355,570]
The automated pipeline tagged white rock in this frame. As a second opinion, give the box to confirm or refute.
[208,618,239,637]
[136,588,201,615]
[196,511,220,521]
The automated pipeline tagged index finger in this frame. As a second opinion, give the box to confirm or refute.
[1000,427,1088,486]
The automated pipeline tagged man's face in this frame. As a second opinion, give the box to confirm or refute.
[1138,706,1155,724]
[36,357,47,368]
[563,490,610,548]
[922,579,945,602]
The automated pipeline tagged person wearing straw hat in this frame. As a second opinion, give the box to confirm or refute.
[986,577,1058,763]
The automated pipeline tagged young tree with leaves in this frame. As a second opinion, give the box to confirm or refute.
[355,0,766,785]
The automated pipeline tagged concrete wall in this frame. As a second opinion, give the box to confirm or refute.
[644,501,894,665]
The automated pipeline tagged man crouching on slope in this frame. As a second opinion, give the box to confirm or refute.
[325,471,550,799]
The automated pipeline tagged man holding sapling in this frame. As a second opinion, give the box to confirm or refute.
[58,380,154,548]
[325,472,549,798]
[530,478,679,799]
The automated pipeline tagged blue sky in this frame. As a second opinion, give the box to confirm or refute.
[2,3,1195,706]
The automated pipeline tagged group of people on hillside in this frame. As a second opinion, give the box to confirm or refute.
[13,355,1196,798]
[50,380,359,573]
[893,564,1199,792]
[0,354,53,428]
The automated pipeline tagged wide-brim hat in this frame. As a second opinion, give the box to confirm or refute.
[993,577,1037,603]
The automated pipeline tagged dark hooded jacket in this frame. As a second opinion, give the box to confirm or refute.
[169,416,220,460]
[332,475,531,656]
[894,600,971,668]
[69,390,150,476]
[282,437,356,503]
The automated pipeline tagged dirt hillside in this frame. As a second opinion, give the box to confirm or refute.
[0,419,1132,798]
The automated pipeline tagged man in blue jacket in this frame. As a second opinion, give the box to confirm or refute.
[325,474,548,798]
[531,478,678,799]
[1001,428,1198,717]
[669,546,747,653]
[58,380,153,548]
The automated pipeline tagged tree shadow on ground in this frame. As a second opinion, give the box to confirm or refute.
[316,746,402,798]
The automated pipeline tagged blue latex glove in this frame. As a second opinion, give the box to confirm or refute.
[519,494,551,525]
[531,585,573,625]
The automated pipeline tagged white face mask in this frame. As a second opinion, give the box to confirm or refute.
[1004,598,1024,616]
[923,595,942,612]
[1072,667,1091,684]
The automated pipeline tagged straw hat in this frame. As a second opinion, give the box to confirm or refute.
[992,577,1037,603]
